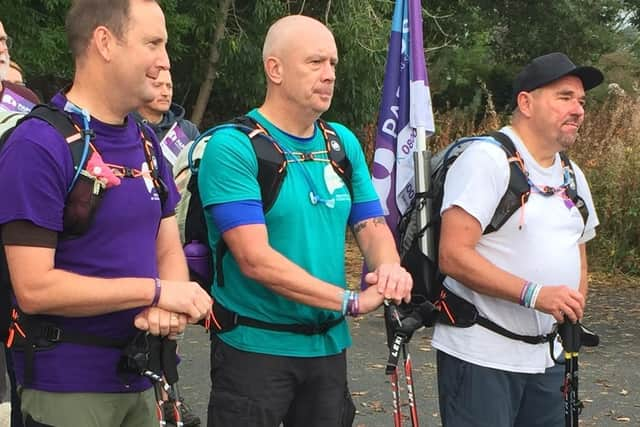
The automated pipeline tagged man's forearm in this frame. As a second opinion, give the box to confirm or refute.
[440,246,526,304]
[352,216,400,270]
[156,215,189,281]
[9,264,155,316]
[157,244,189,281]
[236,245,346,311]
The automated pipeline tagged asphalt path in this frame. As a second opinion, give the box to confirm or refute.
[175,277,639,427]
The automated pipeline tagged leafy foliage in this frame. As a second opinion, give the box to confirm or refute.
[2,0,640,130]
[4,0,640,274]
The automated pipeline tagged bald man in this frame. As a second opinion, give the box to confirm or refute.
[199,15,412,427]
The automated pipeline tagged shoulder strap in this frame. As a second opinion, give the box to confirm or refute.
[486,131,517,157]
[317,119,354,201]
[558,152,589,226]
[233,115,288,213]
[138,124,169,209]
[483,131,531,234]
[27,105,86,183]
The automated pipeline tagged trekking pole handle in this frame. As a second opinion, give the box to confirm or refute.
[161,337,179,385]
[384,299,403,328]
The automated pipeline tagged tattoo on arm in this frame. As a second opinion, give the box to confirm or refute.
[352,216,387,236]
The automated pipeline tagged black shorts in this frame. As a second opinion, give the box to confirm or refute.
[207,335,355,427]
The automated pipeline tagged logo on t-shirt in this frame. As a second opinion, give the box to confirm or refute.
[141,161,160,201]
[324,164,350,205]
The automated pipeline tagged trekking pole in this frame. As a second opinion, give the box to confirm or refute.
[389,360,403,427]
[558,319,581,427]
[558,318,600,427]
[402,343,419,426]
[161,337,183,427]
[153,381,167,427]
[138,334,180,426]
[139,333,171,427]
[384,301,422,427]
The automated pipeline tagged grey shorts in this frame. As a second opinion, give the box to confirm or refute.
[437,350,564,427]
[20,388,157,427]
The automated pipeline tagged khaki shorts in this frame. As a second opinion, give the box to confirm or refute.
[20,387,157,427]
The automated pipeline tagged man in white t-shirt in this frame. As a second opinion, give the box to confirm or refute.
[433,52,603,426]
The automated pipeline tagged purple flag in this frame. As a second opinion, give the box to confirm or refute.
[371,0,435,237]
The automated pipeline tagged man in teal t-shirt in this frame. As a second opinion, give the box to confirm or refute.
[199,15,412,427]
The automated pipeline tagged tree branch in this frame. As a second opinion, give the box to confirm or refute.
[190,0,233,127]
[324,0,332,24]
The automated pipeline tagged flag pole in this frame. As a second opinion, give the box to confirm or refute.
[413,127,434,260]
[408,0,435,262]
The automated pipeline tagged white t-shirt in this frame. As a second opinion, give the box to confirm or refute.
[431,126,599,374]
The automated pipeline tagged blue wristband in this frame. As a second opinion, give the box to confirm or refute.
[523,282,539,308]
[341,290,351,315]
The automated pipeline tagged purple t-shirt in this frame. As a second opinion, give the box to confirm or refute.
[0,92,179,393]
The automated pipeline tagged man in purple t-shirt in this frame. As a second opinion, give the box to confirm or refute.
[0,1,212,426]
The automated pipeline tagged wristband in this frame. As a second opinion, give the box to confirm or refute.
[341,290,351,315]
[519,281,530,306]
[530,284,542,309]
[521,282,541,309]
[347,292,359,317]
[151,278,161,307]
[523,282,537,308]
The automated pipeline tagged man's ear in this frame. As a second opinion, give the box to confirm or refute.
[264,56,283,85]
[516,92,534,118]
[93,25,117,62]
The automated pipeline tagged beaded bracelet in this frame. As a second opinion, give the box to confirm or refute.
[151,278,162,307]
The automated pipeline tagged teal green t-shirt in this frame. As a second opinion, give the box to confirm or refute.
[198,110,379,357]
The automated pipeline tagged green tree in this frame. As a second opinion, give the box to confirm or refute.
[2,0,639,131]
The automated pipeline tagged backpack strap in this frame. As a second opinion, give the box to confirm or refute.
[0,106,82,342]
[232,116,288,212]
[27,104,86,176]
[138,124,169,209]
[483,131,531,234]
[317,119,354,200]
[558,152,589,227]
[209,299,345,335]
[7,307,129,386]
[484,131,588,232]
[436,289,557,345]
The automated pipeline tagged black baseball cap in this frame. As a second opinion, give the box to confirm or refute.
[511,52,604,107]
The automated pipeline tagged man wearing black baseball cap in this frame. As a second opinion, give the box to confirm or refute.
[511,52,604,108]
[433,53,602,426]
